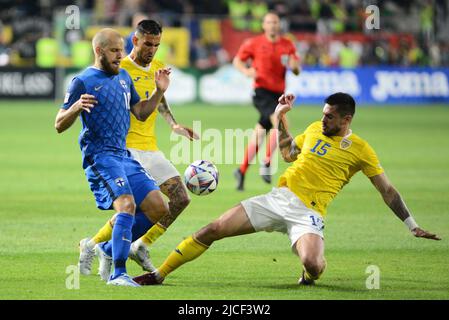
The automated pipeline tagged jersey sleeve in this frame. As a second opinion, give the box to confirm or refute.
[294,133,306,150]
[359,143,384,178]
[236,38,254,61]
[61,77,85,110]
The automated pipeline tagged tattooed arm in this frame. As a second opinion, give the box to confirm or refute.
[158,97,199,141]
[277,116,300,163]
[158,96,176,126]
[370,173,441,240]
[274,94,301,163]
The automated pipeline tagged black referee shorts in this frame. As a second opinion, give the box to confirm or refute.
[252,88,282,131]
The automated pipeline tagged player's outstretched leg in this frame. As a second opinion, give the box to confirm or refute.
[133,234,207,286]
[134,204,256,285]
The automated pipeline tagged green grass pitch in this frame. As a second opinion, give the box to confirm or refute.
[0,100,448,300]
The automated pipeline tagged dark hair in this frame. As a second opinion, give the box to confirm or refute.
[325,92,356,117]
[136,19,162,36]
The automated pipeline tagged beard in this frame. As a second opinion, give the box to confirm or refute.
[322,125,340,137]
[100,54,119,75]
[137,51,152,66]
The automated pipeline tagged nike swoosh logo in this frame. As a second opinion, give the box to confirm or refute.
[121,237,131,243]
[94,85,103,91]
[175,248,183,256]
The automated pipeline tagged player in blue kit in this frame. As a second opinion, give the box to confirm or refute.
[55,28,171,287]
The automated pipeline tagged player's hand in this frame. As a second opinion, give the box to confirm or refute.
[275,93,295,117]
[245,67,257,79]
[74,94,97,113]
[279,93,295,105]
[172,124,199,141]
[155,68,171,92]
[412,227,441,240]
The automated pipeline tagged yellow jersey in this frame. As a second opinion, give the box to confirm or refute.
[121,55,165,151]
[278,121,384,217]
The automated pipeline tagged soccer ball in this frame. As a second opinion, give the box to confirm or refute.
[184,160,219,196]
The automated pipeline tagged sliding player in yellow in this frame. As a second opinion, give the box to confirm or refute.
[133,92,441,286]
[78,20,198,279]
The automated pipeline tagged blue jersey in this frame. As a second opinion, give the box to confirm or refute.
[62,67,140,168]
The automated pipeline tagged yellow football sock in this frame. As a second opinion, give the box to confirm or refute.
[92,220,113,244]
[140,223,167,246]
[158,235,209,278]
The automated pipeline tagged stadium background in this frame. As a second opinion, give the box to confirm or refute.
[0,0,448,300]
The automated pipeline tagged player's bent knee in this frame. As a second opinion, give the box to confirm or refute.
[114,196,136,214]
[302,256,325,277]
[200,221,225,242]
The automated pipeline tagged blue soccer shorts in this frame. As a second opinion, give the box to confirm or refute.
[84,153,159,210]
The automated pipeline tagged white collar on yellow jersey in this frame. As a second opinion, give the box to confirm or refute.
[340,129,353,149]
[126,55,151,72]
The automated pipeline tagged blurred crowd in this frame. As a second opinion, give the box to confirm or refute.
[0,0,448,68]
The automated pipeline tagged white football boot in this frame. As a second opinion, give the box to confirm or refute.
[107,273,141,287]
[78,238,95,275]
[128,239,156,272]
[95,244,112,281]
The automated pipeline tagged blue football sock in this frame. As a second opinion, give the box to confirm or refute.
[111,213,134,279]
[101,212,154,260]
[101,240,113,258]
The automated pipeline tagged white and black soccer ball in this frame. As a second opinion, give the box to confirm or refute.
[184,160,219,196]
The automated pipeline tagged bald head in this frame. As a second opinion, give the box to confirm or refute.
[92,28,123,52]
[92,28,124,75]
[263,12,280,23]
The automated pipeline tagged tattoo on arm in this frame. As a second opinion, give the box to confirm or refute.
[278,119,290,145]
[278,117,300,162]
[387,192,411,221]
[289,141,300,161]
[158,98,177,127]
